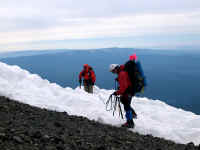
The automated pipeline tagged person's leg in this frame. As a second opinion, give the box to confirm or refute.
[121,95,137,119]
[131,107,137,119]
[131,92,137,118]
[120,95,134,128]
[120,94,132,113]
[83,81,89,93]
[88,85,93,93]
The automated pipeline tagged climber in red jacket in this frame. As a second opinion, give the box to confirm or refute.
[109,64,135,128]
[79,64,96,93]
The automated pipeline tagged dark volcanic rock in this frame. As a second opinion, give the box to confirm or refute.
[0,96,198,150]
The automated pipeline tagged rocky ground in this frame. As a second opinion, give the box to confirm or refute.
[0,96,199,150]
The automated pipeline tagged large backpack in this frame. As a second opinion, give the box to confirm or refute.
[124,60,146,94]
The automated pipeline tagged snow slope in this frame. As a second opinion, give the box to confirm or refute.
[0,62,199,145]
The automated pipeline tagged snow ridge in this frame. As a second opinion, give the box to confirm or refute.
[0,62,199,145]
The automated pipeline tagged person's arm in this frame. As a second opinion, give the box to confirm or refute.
[91,70,96,85]
[115,72,129,95]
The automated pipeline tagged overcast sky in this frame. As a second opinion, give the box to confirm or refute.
[0,0,200,51]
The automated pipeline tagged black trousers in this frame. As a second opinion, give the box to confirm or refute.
[83,80,93,93]
[120,94,137,119]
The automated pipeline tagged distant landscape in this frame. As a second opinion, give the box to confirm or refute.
[1,48,200,115]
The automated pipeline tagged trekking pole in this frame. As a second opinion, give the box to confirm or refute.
[115,80,118,90]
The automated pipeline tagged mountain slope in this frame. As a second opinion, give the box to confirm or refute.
[0,96,199,150]
[0,61,200,145]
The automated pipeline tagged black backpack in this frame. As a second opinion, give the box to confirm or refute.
[124,60,146,94]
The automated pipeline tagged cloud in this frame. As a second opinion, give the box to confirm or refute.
[1,12,200,41]
[1,0,200,18]
[0,0,200,51]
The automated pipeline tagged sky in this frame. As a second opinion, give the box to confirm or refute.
[0,61,200,145]
[0,0,200,52]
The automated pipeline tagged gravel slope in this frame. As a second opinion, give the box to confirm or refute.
[0,96,199,150]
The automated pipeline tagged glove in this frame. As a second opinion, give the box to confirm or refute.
[92,82,94,85]
[112,91,117,96]
[109,91,117,99]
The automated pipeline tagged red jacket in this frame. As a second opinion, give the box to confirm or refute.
[115,65,132,95]
[79,66,96,83]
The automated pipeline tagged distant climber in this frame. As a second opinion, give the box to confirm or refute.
[79,64,96,93]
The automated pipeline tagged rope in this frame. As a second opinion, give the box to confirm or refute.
[106,94,124,119]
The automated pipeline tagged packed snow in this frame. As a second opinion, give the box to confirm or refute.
[0,62,200,145]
